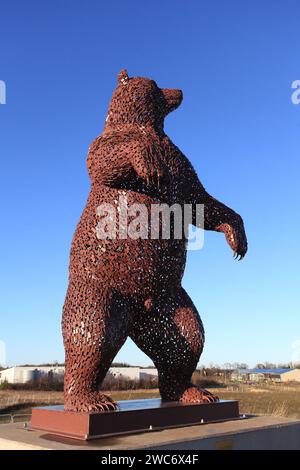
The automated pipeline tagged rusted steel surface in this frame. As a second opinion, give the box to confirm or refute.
[31,400,240,440]
[62,70,248,413]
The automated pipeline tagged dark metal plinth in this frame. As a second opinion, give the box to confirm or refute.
[31,399,239,441]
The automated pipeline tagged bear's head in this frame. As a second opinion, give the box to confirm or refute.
[105,69,182,131]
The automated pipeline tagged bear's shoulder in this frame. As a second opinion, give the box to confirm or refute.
[88,128,148,157]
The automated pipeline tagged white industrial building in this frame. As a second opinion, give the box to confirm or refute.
[108,367,158,381]
[140,368,158,380]
[108,367,140,381]
[0,366,65,384]
[0,366,158,384]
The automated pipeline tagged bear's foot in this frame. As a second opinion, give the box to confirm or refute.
[64,391,118,413]
[178,385,219,404]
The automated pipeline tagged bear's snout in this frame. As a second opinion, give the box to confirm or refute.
[162,88,183,115]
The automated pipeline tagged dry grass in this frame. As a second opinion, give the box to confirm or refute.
[0,389,160,415]
[1,384,300,419]
[211,386,300,418]
[0,390,64,414]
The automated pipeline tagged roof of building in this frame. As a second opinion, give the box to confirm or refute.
[236,368,293,375]
[251,368,293,375]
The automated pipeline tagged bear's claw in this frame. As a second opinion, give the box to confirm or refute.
[179,386,219,404]
[64,392,118,413]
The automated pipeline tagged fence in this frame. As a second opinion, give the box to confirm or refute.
[0,413,31,424]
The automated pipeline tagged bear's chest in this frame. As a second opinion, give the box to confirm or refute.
[161,139,186,203]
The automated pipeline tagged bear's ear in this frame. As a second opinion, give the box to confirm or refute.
[118,69,129,85]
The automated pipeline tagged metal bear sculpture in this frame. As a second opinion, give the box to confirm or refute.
[62,70,248,412]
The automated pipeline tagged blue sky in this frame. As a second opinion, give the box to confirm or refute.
[0,0,299,368]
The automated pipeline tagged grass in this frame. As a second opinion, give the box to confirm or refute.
[0,389,159,417]
[1,383,300,420]
[212,385,300,418]
[0,390,64,416]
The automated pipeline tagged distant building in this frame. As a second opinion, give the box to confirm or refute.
[0,366,65,384]
[0,365,158,384]
[139,368,158,380]
[231,369,250,382]
[231,368,300,383]
[108,367,140,381]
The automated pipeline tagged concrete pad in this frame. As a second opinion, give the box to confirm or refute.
[0,415,299,450]
[0,437,50,450]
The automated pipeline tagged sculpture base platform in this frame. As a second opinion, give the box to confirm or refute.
[2,415,300,450]
[31,399,239,441]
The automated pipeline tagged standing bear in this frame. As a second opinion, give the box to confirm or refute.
[62,70,248,412]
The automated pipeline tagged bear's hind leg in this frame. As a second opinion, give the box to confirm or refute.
[130,288,218,404]
[62,279,132,412]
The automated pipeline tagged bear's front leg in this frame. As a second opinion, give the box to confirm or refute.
[176,150,248,259]
[203,196,248,259]
[62,279,132,412]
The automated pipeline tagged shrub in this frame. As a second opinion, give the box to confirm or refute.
[0,376,64,391]
[0,373,158,392]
